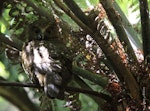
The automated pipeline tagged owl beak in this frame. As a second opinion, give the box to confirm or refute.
[37,33,44,40]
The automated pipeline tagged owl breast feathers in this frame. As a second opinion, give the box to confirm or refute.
[21,40,72,99]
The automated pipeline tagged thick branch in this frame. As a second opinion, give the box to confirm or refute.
[100,0,138,63]
[53,0,92,33]
[1,0,141,100]
[54,0,140,100]
[93,30,140,100]
[139,0,150,61]
[113,2,142,50]
[63,0,92,27]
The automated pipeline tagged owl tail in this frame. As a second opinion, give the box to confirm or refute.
[44,73,65,99]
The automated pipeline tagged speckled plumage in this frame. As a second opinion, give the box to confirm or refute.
[21,20,72,99]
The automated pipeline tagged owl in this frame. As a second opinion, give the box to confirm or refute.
[21,20,72,99]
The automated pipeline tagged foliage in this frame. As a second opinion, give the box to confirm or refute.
[0,0,150,111]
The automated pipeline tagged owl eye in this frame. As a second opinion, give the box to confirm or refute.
[32,26,41,34]
[46,27,52,34]
[31,26,44,40]
[44,27,52,39]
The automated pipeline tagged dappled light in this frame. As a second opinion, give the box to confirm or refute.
[0,0,150,111]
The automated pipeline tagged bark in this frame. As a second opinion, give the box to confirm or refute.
[139,0,150,61]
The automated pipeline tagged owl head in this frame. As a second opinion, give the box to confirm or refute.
[27,19,60,41]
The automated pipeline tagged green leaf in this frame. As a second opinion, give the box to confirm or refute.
[0,23,6,33]
[74,0,99,10]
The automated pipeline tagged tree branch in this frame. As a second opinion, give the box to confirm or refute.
[139,0,150,62]
[52,0,92,33]
[72,62,108,88]
[113,2,142,50]
[100,0,138,63]
[0,80,112,101]
[1,0,141,101]
[73,75,117,110]
[63,0,93,27]
[53,0,140,100]
[0,33,22,51]
[0,77,38,111]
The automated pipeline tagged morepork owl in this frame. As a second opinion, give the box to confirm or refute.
[21,20,72,99]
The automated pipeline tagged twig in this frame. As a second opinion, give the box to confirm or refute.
[0,81,112,101]
[73,75,116,108]
[0,81,41,88]
[66,86,112,102]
